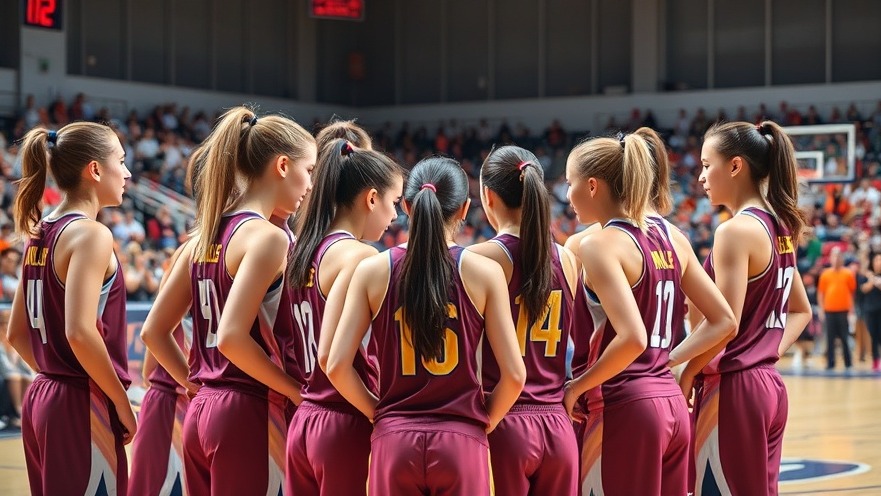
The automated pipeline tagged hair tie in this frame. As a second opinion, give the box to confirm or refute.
[47,130,57,145]
[341,142,354,156]
[420,183,437,193]
[616,132,626,149]
[249,115,258,126]
[517,161,530,172]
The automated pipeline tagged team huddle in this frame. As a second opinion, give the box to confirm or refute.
[7,106,810,496]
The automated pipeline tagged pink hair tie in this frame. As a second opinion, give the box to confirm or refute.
[517,161,530,171]
[420,183,437,193]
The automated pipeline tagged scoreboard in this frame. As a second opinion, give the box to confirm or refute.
[23,0,63,31]
[310,0,365,21]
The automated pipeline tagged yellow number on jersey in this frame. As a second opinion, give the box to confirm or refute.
[396,304,460,376]
[515,290,563,357]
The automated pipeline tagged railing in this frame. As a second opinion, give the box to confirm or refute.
[126,177,196,234]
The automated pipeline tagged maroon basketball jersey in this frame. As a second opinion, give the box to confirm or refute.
[481,234,573,404]
[21,213,130,387]
[291,231,378,405]
[147,319,192,392]
[702,207,796,374]
[584,219,683,410]
[372,246,488,426]
[274,223,304,385]
[648,215,688,348]
[189,211,287,395]
[570,279,594,379]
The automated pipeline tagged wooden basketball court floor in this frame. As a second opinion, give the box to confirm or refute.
[0,358,878,495]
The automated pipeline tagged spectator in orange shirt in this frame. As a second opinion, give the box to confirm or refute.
[818,247,857,370]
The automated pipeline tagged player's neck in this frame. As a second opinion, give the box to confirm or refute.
[235,192,275,220]
[729,190,768,216]
[53,195,100,221]
[329,211,364,239]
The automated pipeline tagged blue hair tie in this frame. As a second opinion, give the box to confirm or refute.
[47,130,57,145]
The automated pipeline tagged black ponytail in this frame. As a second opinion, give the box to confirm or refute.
[399,158,469,362]
[480,146,552,329]
[705,120,805,242]
[290,139,404,287]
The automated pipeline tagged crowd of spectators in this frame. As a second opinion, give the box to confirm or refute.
[1,94,881,309]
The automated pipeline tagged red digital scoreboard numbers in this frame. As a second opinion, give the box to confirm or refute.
[23,0,63,30]
[311,0,365,21]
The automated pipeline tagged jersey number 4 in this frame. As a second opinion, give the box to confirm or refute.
[197,279,221,348]
[26,280,47,344]
[514,290,563,357]
[396,305,459,376]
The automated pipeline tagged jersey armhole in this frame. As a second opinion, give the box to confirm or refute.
[605,224,645,290]
[371,251,393,321]
[458,251,485,319]
[223,215,264,281]
[316,235,356,301]
[49,215,91,289]
[740,210,775,283]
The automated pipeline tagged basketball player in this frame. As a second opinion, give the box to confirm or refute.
[280,119,375,426]
[563,127,678,485]
[562,133,736,495]
[285,139,404,495]
[129,246,194,496]
[141,107,315,495]
[684,121,812,495]
[327,157,526,495]
[466,145,580,495]
[129,146,208,496]
[7,123,134,495]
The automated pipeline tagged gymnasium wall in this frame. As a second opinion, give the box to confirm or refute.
[5,0,881,135]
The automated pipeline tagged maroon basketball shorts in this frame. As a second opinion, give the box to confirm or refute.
[182,386,285,496]
[285,400,372,496]
[370,416,493,496]
[582,394,690,496]
[22,374,128,496]
[488,403,579,495]
[129,385,189,496]
[693,366,788,496]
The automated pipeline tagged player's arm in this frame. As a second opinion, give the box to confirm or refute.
[317,241,378,373]
[559,245,580,297]
[217,225,302,404]
[7,280,39,372]
[141,242,197,395]
[564,223,600,271]
[678,221,750,387]
[778,268,812,356]
[668,227,736,367]
[564,232,647,419]
[141,243,188,387]
[326,255,384,420]
[64,222,137,443]
[817,272,827,322]
[462,251,525,433]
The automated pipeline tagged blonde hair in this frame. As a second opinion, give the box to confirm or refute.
[15,123,118,237]
[567,133,655,228]
[194,106,315,260]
